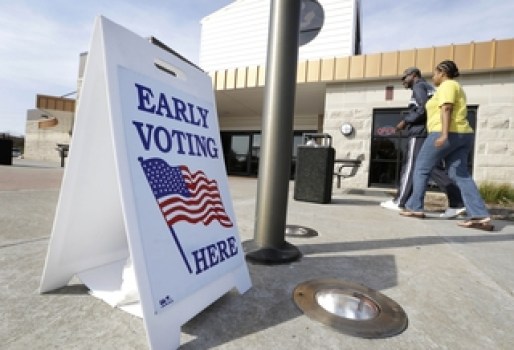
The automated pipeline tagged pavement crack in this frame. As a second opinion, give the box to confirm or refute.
[0,236,49,249]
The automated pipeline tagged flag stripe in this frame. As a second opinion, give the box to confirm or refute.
[140,158,233,228]
[159,197,232,227]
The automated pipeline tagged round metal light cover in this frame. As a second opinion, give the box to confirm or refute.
[315,289,379,320]
[340,122,354,136]
[293,279,408,338]
[285,225,318,237]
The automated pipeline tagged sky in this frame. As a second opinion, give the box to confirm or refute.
[1,0,514,136]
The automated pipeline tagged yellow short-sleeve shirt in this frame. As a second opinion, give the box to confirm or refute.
[426,80,473,133]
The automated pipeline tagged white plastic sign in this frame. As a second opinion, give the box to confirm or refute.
[40,16,251,349]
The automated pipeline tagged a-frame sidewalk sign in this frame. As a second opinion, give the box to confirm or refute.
[40,16,251,349]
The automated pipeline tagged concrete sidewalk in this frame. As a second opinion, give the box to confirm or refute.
[1,159,513,349]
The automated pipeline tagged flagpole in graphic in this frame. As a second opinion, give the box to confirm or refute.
[168,226,193,274]
[138,157,194,274]
[139,157,233,274]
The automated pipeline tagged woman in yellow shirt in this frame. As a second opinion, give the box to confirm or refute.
[400,60,493,231]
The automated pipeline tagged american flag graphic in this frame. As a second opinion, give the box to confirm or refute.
[139,157,233,228]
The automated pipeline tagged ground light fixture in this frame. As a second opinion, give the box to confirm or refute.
[293,279,408,338]
[285,224,318,237]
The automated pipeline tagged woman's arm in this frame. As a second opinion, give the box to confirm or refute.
[435,103,452,148]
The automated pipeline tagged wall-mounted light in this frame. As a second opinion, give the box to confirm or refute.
[340,122,354,136]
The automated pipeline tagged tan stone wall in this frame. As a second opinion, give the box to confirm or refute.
[324,80,406,188]
[324,71,514,189]
[24,109,73,162]
[461,72,514,185]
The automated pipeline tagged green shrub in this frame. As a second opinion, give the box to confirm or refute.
[479,182,514,205]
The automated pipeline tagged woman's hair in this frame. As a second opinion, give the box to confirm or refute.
[436,60,460,78]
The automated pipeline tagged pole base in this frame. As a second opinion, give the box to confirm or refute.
[243,240,301,265]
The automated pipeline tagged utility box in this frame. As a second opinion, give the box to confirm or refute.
[294,133,335,204]
[0,139,13,166]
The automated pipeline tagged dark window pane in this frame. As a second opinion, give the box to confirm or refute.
[221,130,316,177]
[369,161,398,186]
[369,106,477,188]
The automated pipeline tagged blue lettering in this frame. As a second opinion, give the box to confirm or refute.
[172,97,187,123]
[187,103,201,127]
[227,236,238,256]
[206,244,219,267]
[197,106,209,128]
[185,132,196,156]
[192,248,209,274]
[135,83,155,113]
[154,126,172,152]
[132,121,219,159]
[134,83,210,129]
[191,236,238,275]
[217,240,229,262]
[194,135,208,157]
[155,93,172,118]
[206,137,219,159]
[171,129,187,155]
[132,121,153,150]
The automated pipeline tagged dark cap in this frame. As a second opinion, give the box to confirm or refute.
[401,67,420,80]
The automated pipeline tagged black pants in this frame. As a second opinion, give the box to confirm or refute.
[396,137,464,208]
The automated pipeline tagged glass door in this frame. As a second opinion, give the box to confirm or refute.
[369,107,477,188]
[369,109,406,187]
[223,134,251,175]
[249,133,261,176]
[221,131,316,177]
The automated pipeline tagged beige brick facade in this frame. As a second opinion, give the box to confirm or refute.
[324,71,514,188]
[212,38,514,188]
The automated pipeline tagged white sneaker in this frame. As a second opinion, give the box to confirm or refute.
[380,199,401,211]
[439,207,466,219]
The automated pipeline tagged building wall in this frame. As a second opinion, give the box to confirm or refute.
[24,109,73,162]
[219,113,319,131]
[200,0,359,71]
[324,71,514,188]
[463,72,514,184]
[23,95,75,162]
[205,36,514,187]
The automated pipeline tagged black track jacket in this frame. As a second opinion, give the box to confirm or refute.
[403,78,435,137]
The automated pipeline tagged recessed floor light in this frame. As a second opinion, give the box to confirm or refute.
[293,279,408,338]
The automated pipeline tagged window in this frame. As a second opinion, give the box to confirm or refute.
[221,131,315,177]
[369,107,477,188]
[369,109,406,187]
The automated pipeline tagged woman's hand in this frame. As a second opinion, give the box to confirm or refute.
[435,134,447,148]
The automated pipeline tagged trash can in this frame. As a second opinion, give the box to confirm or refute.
[294,133,335,204]
[56,143,69,168]
[0,139,13,165]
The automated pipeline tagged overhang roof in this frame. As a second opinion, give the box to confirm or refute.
[36,95,76,112]
[209,38,514,119]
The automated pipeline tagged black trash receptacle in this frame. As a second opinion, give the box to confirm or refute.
[294,133,335,204]
[56,144,69,167]
[0,139,13,165]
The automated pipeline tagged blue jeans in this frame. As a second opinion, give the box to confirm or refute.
[405,132,489,218]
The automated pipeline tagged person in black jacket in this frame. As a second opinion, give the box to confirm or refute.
[380,67,466,218]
